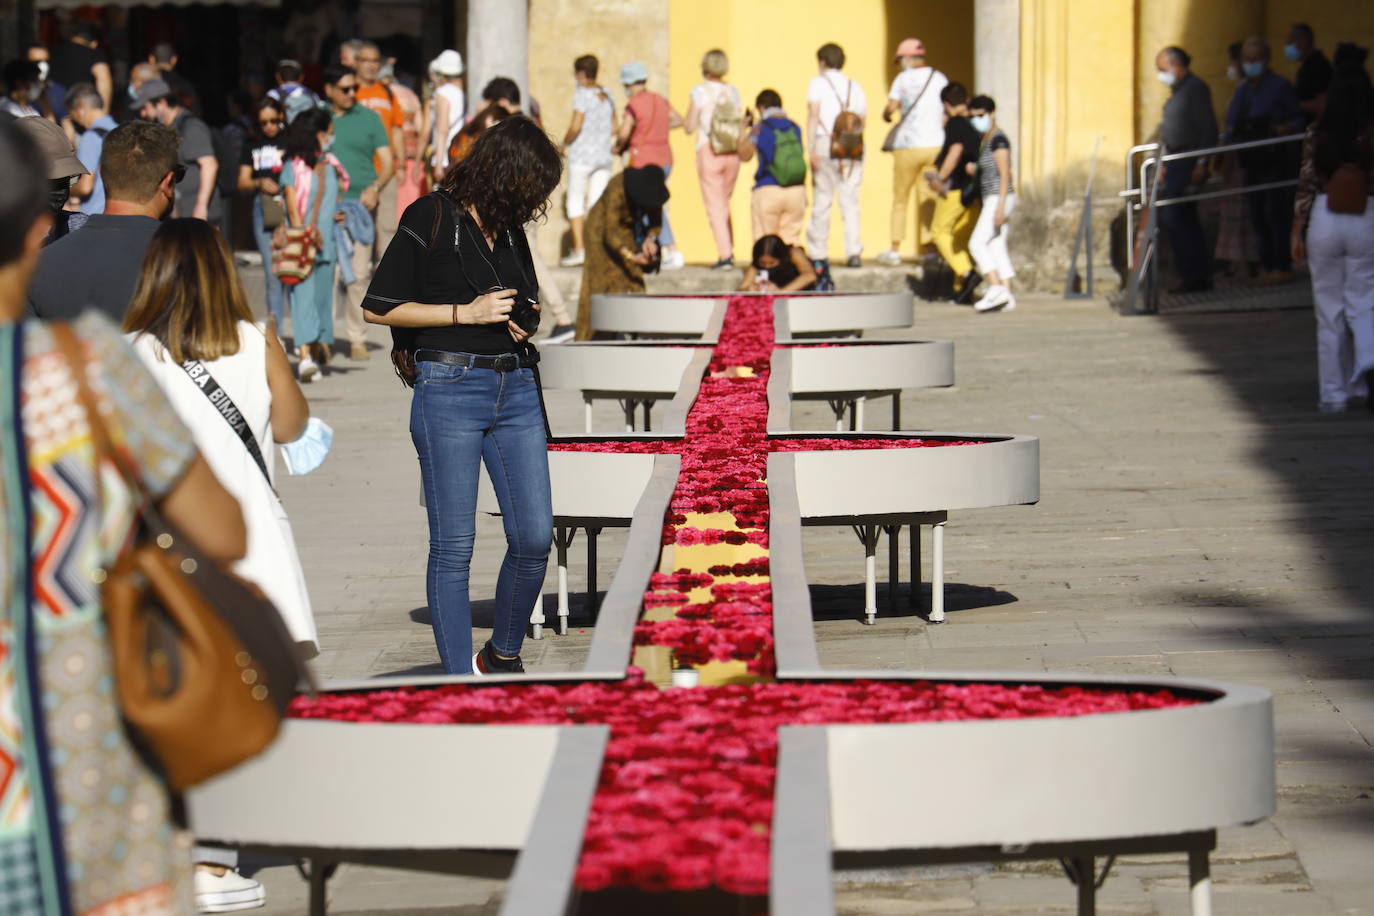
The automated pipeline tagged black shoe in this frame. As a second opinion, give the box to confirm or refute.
[472,641,525,676]
[954,271,982,305]
[845,255,862,268]
[710,257,735,271]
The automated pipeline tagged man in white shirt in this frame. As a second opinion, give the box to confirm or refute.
[878,38,948,266]
[806,42,867,267]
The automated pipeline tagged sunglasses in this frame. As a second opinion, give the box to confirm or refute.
[169,163,187,184]
[259,117,283,127]
[336,84,357,94]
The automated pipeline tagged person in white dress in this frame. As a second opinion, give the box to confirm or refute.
[123,218,319,656]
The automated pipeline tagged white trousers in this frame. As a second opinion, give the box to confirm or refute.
[566,163,612,220]
[807,156,864,260]
[969,192,1016,279]
[1307,196,1374,405]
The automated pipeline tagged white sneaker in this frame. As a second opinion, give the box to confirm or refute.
[195,868,265,913]
[298,357,319,382]
[974,285,1012,312]
[660,249,685,270]
[876,250,903,267]
[559,251,585,267]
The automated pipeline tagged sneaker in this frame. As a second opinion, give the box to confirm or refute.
[876,250,903,266]
[472,641,525,676]
[545,323,575,343]
[844,255,863,268]
[974,285,1012,312]
[195,868,265,913]
[1317,400,1348,414]
[298,357,319,382]
[660,249,686,271]
[710,257,735,271]
[954,271,982,305]
[350,341,370,360]
[559,250,586,268]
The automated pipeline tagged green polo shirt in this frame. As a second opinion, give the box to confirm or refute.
[331,103,388,201]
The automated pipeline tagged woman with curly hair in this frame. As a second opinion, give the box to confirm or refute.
[363,116,561,675]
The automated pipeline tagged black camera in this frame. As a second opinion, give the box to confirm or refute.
[512,294,541,336]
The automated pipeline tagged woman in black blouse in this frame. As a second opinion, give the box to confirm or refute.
[363,116,562,675]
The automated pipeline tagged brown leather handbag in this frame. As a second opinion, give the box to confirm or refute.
[53,324,315,792]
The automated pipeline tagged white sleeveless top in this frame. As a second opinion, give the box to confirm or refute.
[432,81,466,170]
[128,321,319,655]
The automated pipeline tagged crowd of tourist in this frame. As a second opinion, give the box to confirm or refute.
[1150,25,1374,413]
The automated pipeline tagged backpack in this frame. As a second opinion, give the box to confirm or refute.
[707,86,743,155]
[766,123,807,186]
[827,76,864,161]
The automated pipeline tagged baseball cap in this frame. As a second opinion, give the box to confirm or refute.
[13,115,88,179]
[894,38,926,60]
[431,50,463,77]
[132,78,172,110]
[619,62,649,85]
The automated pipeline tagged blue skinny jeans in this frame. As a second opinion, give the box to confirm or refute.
[410,358,552,672]
[252,195,286,326]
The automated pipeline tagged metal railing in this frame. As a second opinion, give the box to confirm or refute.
[1119,133,1305,315]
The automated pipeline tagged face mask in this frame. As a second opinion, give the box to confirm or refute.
[1283,43,1301,62]
[1242,61,1264,79]
[36,61,49,83]
[48,179,71,213]
[970,114,991,134]
[1227,64,1240,82]
[280,418,334,476]
[27,83,44,102]
[1157,70,1177,87]
[321,136,334,153]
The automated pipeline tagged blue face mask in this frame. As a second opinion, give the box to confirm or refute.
[279,417,333,476]
[1283,43,1301,62]
[970,114,991,134]
[1242,61,1265,79]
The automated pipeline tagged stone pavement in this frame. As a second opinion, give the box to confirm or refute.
[234,265,1373,915]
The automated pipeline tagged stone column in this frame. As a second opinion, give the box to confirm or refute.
[465,0,529,119]
[975,0,1020,172]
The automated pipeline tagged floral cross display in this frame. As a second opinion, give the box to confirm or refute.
[291,297,1197,904]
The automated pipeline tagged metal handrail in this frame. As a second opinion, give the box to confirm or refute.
[1122,132,1304,269]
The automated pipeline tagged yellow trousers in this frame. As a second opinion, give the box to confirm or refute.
[891,146,942,249]
[931,190,979,281]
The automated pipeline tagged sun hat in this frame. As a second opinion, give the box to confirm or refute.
[619,61,649,85]
[623,165,669,209]
[132,78,172,110]
[894,38,926,60]
[431,49,463,77]
[14,115,88,179]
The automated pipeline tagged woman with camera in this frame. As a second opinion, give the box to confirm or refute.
[363,116,562,675]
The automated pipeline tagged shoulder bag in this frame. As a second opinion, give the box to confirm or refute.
[708,85,743,155]
[271,160,327,287]
[882,70,935,153]
[52,324,314,792]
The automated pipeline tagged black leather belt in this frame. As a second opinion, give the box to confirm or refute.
[415,349,540,371]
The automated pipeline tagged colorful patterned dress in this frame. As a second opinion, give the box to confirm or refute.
[1,314,195,915]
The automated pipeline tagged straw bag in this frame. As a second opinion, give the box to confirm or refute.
[271,160,327,287]
[52,324,314,792]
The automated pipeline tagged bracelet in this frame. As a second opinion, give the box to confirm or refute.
[451,303,458,326]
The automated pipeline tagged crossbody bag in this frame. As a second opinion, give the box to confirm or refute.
[882,71,935,153]
[178,357,273,486]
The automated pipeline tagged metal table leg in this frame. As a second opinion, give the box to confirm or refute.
[930,519,946,623]
[621,399,636,432]
[583,394,594,434]
[855,396,866,432]
[643,400,653,431]
[854,525,881,625]
[885,525,900,613]
[550,526,578,638]
[1188,848,1212,916]
[909,523,920,609]
[891,391,901,430]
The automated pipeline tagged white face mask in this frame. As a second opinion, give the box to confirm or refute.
[27,83,44,102]
[1157,69,1177,87]
[1226,64,1240,82]
[970,114,991,134]
[36,61,49,83]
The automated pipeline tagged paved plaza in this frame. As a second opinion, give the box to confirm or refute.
[237,268,1373,914]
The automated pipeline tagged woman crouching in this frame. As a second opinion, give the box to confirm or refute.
[363,116,561,675]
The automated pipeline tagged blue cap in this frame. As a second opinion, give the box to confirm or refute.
[619,62,649,85]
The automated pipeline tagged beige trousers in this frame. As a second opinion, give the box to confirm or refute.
[751,184,808,245]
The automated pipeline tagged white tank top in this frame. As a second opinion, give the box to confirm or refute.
[433,82,466,169]
[128,322,318,654]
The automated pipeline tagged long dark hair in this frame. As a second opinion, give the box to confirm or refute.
[441,115,562,236]
[1314,44,1374,176]
[284,108,331,167]
[254,96,286,141]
